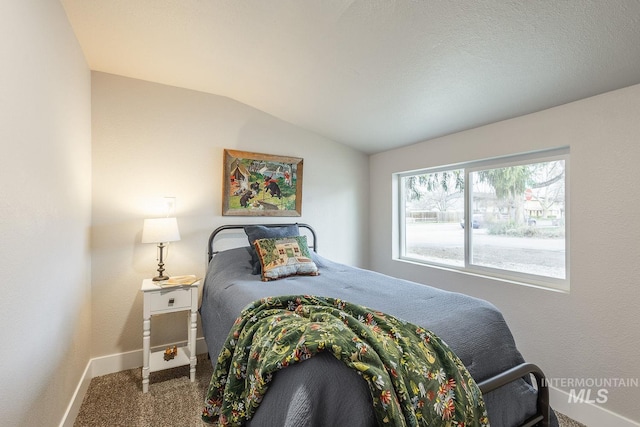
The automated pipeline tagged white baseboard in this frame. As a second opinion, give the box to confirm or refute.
[550,386,640,427]
[59,338,209,427]
[59,360,93,427]
[92,337,209,377]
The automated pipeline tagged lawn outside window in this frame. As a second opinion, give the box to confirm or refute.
[397,148,569,291]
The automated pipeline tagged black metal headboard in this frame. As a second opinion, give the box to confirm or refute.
[207,223,317,262]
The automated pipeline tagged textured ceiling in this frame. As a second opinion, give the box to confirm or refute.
[61,0,640,154]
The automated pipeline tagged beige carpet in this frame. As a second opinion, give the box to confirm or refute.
[74,354,587,426]
[74,354,213,426]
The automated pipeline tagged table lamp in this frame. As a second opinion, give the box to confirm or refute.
[141,217,181,281]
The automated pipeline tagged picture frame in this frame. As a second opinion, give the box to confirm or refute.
[222,149,303,216]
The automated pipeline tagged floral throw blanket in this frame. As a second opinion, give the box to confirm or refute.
[202,295,489,426]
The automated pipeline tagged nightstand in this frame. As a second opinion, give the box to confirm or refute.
[140,278,200,393]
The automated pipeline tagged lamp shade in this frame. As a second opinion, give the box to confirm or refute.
[141,217,181,243]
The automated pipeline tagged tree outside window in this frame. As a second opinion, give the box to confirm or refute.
[399,149,568,290]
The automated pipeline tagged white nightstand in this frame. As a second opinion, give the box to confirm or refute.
[140,278,200,393]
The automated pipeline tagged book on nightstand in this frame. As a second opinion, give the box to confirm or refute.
[161,275,200,287]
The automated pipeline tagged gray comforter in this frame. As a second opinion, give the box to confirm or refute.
[200,247,557,426]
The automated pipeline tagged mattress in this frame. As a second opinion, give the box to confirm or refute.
[200,247,557,426]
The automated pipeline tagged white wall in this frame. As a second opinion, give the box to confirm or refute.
[90,72,369,358]
[0,1,92,426]
[369,84,640,423]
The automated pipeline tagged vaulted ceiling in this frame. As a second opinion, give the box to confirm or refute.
[61,0,640,154]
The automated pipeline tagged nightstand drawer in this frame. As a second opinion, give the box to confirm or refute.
[149,288,192,313]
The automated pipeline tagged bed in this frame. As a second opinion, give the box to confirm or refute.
[200,223,557,427]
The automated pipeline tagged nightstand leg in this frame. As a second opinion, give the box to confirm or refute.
[142,317,151,393]
[189,308,197,382]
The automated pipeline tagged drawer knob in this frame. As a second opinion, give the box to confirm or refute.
[168,298,175,305]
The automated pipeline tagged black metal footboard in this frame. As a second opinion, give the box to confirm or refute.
[477,362,550,427]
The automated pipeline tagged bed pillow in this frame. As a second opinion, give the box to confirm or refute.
[254,235,319,281]
[244,224,300,275]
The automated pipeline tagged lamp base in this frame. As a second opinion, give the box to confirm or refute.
[152,243,169,281]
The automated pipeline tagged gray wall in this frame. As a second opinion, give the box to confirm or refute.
[369,84,640,422]
[90,72,370,358]
[0,1,92,425]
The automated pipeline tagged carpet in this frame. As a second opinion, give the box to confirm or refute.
[74,353,587,426]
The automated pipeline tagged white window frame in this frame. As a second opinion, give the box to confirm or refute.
[396,147,570,292]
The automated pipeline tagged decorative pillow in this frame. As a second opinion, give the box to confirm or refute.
[244,224,300,275]
[254,235,319,281]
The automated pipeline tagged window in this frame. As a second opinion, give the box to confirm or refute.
[398,148,569,291]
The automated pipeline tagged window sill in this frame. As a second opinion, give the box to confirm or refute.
[395,256,569,294]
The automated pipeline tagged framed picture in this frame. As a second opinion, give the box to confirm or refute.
[222,149,303,216]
